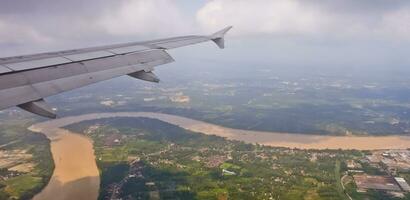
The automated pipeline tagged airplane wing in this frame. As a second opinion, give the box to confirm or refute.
[0,26,232,118]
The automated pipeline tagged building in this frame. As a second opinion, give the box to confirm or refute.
[222,169,236,176]
[103,133,123,146]
[395,177,410,192]
[347,160,362,169]
[354,175,402,192]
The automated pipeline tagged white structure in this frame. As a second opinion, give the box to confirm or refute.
[395,177,410,192]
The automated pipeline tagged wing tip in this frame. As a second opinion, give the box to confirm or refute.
[210,26,233,49]
[211,26,233,38]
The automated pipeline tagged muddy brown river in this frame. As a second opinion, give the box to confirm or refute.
[29,112,410,200]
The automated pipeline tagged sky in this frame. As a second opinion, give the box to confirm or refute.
[1,0,410,75]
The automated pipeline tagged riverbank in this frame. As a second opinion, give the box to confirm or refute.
[31,112,410,150]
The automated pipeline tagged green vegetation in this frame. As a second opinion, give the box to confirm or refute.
[66,117,366,200]
[57,69,410,136]
[4,175,42,199]
[0,120,54,200]
[334,160,345,199]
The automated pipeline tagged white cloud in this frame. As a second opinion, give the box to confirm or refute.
[98,0,192,37]
[196,0,326,36]
[380,7,410,39]
[196,0,410,39]
[0,19,52,44]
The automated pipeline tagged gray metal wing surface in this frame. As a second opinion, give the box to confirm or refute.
[0,26,232,118]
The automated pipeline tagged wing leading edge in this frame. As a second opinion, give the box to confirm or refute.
[0,26,232,118]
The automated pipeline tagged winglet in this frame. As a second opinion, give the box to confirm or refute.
[210,26,233,49]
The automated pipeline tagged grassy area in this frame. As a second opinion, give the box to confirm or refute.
[4,175,42,199]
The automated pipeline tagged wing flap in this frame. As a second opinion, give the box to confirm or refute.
[0,46,166,74]
[109,45,150,54]
[153,37,210,49]
[0,65,12,73]
[5,57,72,71]
[63,50,115,61]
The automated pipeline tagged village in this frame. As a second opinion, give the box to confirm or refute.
[344,150,410,198]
